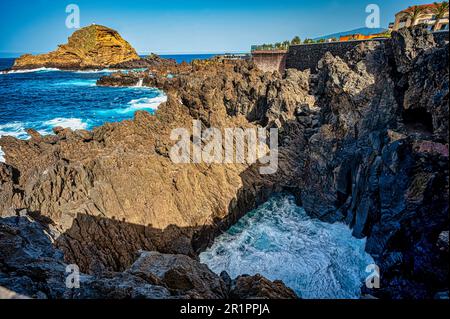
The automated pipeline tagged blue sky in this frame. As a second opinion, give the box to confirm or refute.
[0,0,436,55]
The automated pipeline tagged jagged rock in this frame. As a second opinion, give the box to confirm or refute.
[111,53,177,70]
[0,286,30,299]
[0,27,448,299]
[0,216,296,299]
[229,274,298,299]
[12,25,139,70]
[390,26,436,74]
[126,251,227,298]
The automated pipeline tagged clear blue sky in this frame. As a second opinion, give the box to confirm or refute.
[0,0,436,55]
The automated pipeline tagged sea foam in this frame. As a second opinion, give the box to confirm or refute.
[0,122,30,139]
[0,67,61,74]
[0,146,5,163]
[101,93,168,116]
[0,118,88,140]
[54,79,97,87]
[43,118,88,131]
[200,194,374,299]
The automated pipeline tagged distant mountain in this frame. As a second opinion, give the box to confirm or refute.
[313,27,387,40]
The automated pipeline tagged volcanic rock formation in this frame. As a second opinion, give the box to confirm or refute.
[0,216,296,299]
[0,26,448,299]
[12,25,140,70]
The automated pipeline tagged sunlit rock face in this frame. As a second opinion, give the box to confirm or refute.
[200,195,374,299]
[12,25,140,70]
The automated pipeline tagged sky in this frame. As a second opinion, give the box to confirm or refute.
[0,0,438,55]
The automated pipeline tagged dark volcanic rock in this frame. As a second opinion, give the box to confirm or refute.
[0,26,448,299]
[110,53,177,70]
[0,216,296,299]
[229,274,298,299]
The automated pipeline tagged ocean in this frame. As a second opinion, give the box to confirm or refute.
[0,56,217,140]
[0,56,373,298]
[200,194,374,299]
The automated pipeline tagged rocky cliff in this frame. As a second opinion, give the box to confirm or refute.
[0,27,448,299]
[0,216,296,299]
[12,25,140,70]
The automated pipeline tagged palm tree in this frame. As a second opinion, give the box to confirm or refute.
[432,1,449,31]
[405,5,426,27]
[291,36,301,45]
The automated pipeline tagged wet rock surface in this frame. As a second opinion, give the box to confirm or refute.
[0,26,448,299]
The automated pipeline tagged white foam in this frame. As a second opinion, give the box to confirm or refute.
[0,67,60,74]
[43,118,88,131]
[135,78,144,87]
[54,79,97,87]
[106,94,167,115]
[73,69,114,74]
[0,68,119,75]
[200,195,375,299]
[0,122,29,139]
[0,146,5,163]
[128,95,167,110]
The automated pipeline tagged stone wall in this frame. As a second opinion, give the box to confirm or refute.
[285,39,387,71]
[251,50,287,73]
[285,31,448,72]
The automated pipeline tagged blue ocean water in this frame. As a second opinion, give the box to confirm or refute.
[200,194,374,299]
[160,54,218,63]
[0,58,167,140]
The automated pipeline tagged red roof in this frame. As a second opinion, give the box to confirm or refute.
[401,2,442,14]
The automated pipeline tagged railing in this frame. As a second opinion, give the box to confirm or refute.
[251,44,290,52]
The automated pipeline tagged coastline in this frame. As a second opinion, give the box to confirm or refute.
[0,24,448,300]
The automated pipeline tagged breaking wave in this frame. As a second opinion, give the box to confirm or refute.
[0,122,30,139]
[43,118,88,131]
[100,93,167,116]
[200,194,374,299]
[0,67,60,74]
[53,79,98,87]
[0,118,89,140]
[0,146,4,163]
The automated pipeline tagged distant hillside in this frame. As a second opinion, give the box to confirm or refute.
[314,27,387,40]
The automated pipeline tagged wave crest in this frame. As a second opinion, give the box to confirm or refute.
[200,195,374,299]
[0,146,5,163]
[0,67,60,74]
[43,118,88,130]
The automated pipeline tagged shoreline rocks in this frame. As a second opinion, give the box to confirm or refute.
[0,216,297,299]
[0,26,448,299]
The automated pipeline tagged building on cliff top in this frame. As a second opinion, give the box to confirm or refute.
[392,2,449,31]
[339,32,390,42]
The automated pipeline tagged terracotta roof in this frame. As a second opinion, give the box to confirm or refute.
[401,2,443,14]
